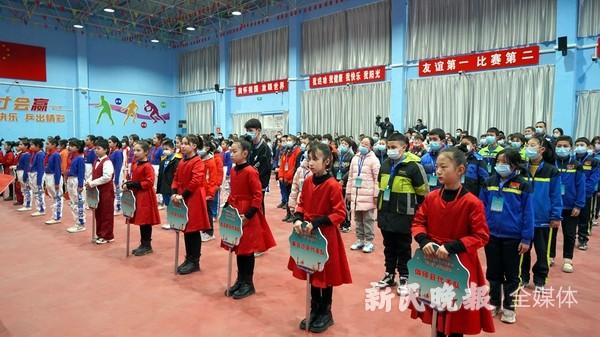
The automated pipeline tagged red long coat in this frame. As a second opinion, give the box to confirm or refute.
[214,152,224,186]
[171,155,210,233]
[411,189,495,335]
[2,151,15,174]
[287,174,352,288]
[128,161,161,225]
[204,156,219,199]
[220,163,276,255]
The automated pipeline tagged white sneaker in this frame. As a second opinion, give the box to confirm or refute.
[500,309,516,324]
[491,306,502,317]
[45,219,61,225]
[200,232,215,242]
[350,240,364,250]
[66,225,86,233]
[396,277,409,296]
[31,211,46,217]
[95,238,114,244]
[362,242,375,253]
[254,252,265,257]
[562,259,574,273]
[161,224,172,230]
[17,207,32,212]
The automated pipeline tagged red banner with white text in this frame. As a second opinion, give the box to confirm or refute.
[309,65,386,89]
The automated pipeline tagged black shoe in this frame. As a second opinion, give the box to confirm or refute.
[232,282,255,299]
[282,214,291,222]
[299,300,320,330]
[133,244,153,256]
[131,243,144,255]
[309,305,334,333]
[277,203,285,208]
[13,201,22,206]
[285,216,294,223]
[177,258,200,275]
[225,279,242,297]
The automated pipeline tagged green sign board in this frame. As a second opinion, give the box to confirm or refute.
[289,222,329,274]
[121,190,136,218]
[407,244,470,308]
[219,205,243,248]
[167,200,189,231]
[86,187,99,209]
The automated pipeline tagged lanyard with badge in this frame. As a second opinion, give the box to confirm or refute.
[555,159,570,196]
[354,156,366,188]
[383,159,403,202]
[490,172,517,212]
[428,156,438,187]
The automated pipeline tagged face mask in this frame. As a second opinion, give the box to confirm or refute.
[595,144,600,151]
[575,146,588,155]
[358,146,369,155]
[198,149,207,157]
[555,147,571,158]
[321,140,329,145]
[455,132,461,137]
[525,147,539,160]
[375,144,386,152]
[535,128,544,134]
[429,141,441,152]
[588,149,594,155]
[300,143,306,151]
[479,139,486,146]
[510,141,521,148]
[447,142,454,147]
[373,136,379,142]
[246,131,257,141]
[524,134,532,140]
[339,145,348,154]
[498,139,506,146]
[163,150,172,156]
[387,149,401,160]
[286,141,294,148]
[495,164,513,177]
[465,145,473,153]
[486,135,496,145]
[553,133,560,138]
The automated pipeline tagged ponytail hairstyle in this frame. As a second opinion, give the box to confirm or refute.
[529,135,555,164]
[68,139,85,153]
[496,148,527,176]
[136,140,150,154]
[109,135,122,149]
[184,134,203,152]
[31,138,44,149]
[309,142,333,170]
[59,139,68,150]
[439,147,467,170]
[48,137,59,147]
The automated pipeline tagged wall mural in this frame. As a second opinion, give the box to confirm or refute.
[90,95,172,130]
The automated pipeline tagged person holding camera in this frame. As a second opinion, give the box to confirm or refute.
[375,116,394,139]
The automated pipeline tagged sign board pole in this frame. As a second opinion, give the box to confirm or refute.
[305,273,311,333]
[431,308,438,337]
[91,211,96,243]
[174,230,180,274]
[126,218,131,257]
[11,168,16,199]
[226,248,234,296]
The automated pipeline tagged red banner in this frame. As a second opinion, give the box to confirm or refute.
[236,79,288,96]
[309,65,386,89]
[597,38,600,60]
[418,46,540,77]
[0,174,15,194]
[0,41,47,82]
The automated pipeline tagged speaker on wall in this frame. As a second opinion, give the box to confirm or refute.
[557,36,568,56]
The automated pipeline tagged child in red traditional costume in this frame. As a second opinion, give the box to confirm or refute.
[222,139,276,300]
[123,141,161,256]
[411,147,495,337]
[288,142,352,333]
[85,138,115,244]
[171,135,210,274]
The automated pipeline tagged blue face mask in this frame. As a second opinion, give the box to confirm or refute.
[339,145,348,154]
[575,146,588,155]
[429,141,441,152]
[525,147,539,160]
[358,146,369,155]
[387,149,401,160]
[486,135,496,145]
[375,144,386,152]
[198,149,207,157]
[300,143,306,151]
[511,141,522,148]
[246,131,257,141]
[556,147,571,158]
[495,164,513,177]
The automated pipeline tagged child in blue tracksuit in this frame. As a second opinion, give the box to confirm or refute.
[66,139,86,233]
[480,148,534,324]
[16,139,32,211]
[29,138,46,216]
[574,137,600,250]
[459,136,489,196]
[520,136,562,289]
[420,128,446,190]
[108,136,124,214]
[44,137,63,224]
[551,136,586,273]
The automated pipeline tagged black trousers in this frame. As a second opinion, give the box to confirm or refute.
[140,224,152,242]
[521,227,550,286]
[184,231,202,260]
[311,285,333,307]
[550,209,578,259]
[381,230,412,277]
[236,254,256,284]
[577,197,592,244]
[485,236,521,311]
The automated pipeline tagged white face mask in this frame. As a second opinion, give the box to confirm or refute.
[163,149,172,156]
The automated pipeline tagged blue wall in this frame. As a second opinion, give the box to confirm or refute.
[1,0,600,140]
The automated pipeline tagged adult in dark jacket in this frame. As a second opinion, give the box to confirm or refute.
[376,116,395,139]
[244,118,273,209]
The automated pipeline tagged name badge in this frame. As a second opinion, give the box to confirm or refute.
[461,175,465,184]
[383,187,391,201]
[428,174,438,187]
[354,176,363,188]
[336,171,342,180]
[487,162,492,174]
[561,184,566,196]
[284,163,289,171]
[491,195,504,212]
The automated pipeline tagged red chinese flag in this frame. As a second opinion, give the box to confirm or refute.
[0,41,47,81]
[597,38,600,59]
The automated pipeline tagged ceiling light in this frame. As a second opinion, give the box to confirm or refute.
[73,24,84,29]
[186,26,196,31]
[231,10,242,16]
[103,8,115,13]
[150,39,160,43]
